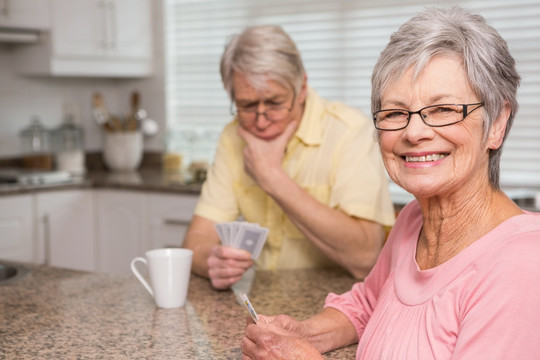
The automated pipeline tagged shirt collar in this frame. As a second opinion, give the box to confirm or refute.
[294,87,325,146]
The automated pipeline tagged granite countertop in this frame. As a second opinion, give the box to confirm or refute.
[0,264,358,359]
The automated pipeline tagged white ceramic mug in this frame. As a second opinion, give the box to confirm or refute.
[130,248,193,308]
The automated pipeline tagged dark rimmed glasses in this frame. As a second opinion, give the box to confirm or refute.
[230,92,296,123]
[373,102,485,131]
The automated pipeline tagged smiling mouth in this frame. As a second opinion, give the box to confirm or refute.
[405,153,449,162]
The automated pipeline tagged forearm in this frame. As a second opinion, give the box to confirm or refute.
[183,234,211,278]
[182,216,217,278]
[302,308,359,354]
[265,170,384,278]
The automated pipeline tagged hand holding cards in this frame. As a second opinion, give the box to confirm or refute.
[215,221,269,259]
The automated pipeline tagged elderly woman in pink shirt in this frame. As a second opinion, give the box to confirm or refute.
[241,6,540,359]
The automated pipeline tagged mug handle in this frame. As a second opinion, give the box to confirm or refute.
[130,257,154,296]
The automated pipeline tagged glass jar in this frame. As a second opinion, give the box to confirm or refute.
[19,117,53,170]
[52,113,86,176]
[163,127,220,183]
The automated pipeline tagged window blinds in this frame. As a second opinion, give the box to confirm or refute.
[164,0,540,188]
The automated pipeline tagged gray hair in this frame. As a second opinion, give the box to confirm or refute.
[371,7,520,189]
[220,25,306,99]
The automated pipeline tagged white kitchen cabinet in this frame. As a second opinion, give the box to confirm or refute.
[0,194,34,263]
[14,0,152,77]
[96,190,146,275]
[0,188,199,275]
[147,193,198,250]
[36,190,96,271]
[0,0,50,30]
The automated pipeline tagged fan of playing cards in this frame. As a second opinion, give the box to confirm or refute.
[215,222,269,260]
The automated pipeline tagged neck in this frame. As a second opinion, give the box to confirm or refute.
[415,185,522,269]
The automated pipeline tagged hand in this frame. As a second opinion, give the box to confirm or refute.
[241,315,324,360]
[259,314,308,337]
[207,245,254,290]
[237,120,299,192]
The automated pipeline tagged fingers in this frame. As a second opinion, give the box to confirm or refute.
[256,314,272,325]
[210,244,253,261]
[241,333,256,359]
[281,120,300,143]
[242,321,320,360]
[242,323,264,359]
[208,264,247,289]
[210,274,244,290]
[207,245,254,289]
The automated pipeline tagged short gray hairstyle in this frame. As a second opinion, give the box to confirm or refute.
[371,7,520,189]
[220,25,306,100]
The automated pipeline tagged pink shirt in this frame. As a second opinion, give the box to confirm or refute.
[325,200,540,359]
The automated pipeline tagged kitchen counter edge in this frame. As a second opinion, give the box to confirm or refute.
[0,169,202,196]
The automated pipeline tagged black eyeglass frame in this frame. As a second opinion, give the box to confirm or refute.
[372,102,485,131]
[229,92,296,122]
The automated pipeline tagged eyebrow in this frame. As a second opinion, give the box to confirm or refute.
[380,100,408,109]
[381,94,459,109]
[236,94,287,107]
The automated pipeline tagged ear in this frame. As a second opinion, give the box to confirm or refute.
[298,74,308,104]
[487,102,511,150]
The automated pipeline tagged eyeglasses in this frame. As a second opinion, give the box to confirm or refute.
[230,92,296,123]
[373,102,484,131]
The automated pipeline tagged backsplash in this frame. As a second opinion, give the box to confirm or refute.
[0,43,166,160]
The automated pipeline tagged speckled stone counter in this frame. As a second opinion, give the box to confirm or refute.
[0,264,358,359]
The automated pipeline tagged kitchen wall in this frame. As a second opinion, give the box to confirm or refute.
[0,1,166,159]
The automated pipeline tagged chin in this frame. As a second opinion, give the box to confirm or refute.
[255,132,280,140]
[398,178,441,197]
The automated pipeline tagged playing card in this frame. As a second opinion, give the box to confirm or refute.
[214,223,227,245]
[239,293,259,323]
[215,221,269,259]
[236,224,269,259]
[231,221,241,246]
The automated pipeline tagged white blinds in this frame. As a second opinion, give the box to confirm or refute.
[164,0,540,188]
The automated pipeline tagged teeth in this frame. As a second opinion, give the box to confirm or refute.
[406,154,447,162]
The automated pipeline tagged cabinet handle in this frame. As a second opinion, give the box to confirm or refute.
[43,214,51,266]
[163,219,191,226]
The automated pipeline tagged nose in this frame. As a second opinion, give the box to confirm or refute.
[254,111,271,128]
[402,112,434,143]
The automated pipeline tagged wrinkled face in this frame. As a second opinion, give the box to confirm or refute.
[378,55,504,199]
[231,72,305,140]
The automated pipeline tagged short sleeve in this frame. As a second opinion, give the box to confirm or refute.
[194,122,241,222]
[327,106,395,227]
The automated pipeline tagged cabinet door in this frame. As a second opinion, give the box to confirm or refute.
[52,0,151,58]
[96,190,145,275]
[0,194,34,262]
[0,0,50,29]
[147,193,198,250]
[111,0,152,58]
[52,0,104,57]
[15,0,153,77]
[36,190,95,271]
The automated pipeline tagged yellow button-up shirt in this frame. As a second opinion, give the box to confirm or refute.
[195,87,395,270]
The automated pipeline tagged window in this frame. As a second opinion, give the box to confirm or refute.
[164,0,540,188]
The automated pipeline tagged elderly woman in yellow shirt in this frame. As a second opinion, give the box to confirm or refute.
[183,25,395,290]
